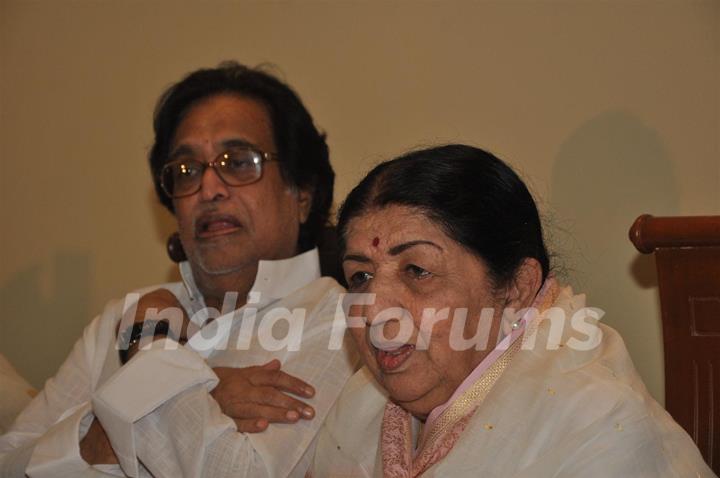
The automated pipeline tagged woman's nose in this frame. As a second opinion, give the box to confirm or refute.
[363,287,415,348]
[344,275,401,327]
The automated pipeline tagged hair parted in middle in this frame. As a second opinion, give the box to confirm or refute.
[337,144,550,288]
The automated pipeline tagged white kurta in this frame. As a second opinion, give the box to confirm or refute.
[311,286,715,477]
[0,249,357,478]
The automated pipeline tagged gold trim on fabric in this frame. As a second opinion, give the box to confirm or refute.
[402,408,413,466]
[415,280,560,454]
[417,335,522,452]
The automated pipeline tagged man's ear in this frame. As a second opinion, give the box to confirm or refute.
[505,258,543,309]
[297,186,313,225]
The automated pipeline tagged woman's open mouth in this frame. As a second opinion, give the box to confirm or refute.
[375,344,415,372]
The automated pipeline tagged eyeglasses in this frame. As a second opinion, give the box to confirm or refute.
[160,146,278,198]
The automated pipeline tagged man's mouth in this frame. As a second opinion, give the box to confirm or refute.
[375,344,415,372]
[195,214,242,239]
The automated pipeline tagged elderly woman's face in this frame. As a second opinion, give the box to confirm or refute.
[342,205,505,418]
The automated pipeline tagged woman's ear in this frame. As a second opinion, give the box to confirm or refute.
[505,258,543,309]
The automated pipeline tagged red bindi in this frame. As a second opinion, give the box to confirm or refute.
[372,237,380,247]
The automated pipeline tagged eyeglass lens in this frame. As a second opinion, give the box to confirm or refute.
[161,149,263,197]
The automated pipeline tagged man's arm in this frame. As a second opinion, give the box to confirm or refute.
[94,281,356,478]
[79,418,118,466]
[131,344,354,478]
[118,289,317,432]
[0,306,120,477]
[92,338,334,478]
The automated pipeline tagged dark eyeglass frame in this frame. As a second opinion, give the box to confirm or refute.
[159,146,278,199]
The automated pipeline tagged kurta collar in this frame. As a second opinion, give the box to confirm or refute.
[178,248,321,317]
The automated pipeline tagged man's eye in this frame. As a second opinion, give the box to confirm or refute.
[176,162,202,177]
[347,271,373,290]
[224,157,254,171]
[406,264,431,279]
[221,150,258,171]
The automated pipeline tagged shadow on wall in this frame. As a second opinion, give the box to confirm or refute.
[550,110,679,401]
[148,189,182,283]
[0,253,91,388]
[550,110,679,294]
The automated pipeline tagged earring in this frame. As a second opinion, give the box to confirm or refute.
[167,232,187,263]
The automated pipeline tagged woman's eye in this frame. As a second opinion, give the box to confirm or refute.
[406,264,431,279]
[347,271,373,290]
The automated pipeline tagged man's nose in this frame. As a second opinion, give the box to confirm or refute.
[199,165,230,202]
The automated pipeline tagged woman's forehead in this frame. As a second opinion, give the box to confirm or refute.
[345,206,449,250]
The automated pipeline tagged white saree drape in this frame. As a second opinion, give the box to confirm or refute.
[310,285,715,477]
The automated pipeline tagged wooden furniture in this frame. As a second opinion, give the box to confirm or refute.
[629,214,720,472]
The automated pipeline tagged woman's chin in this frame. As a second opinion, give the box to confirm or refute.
[383,382,435,416]
[380,372,457,419]
[391,395,433,420]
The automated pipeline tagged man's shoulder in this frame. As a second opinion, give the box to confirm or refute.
[130,281,185,297]
[96,281,185,324]
[304,276,345,299]
[279,276,345,310]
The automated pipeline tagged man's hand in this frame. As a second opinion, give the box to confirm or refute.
[118,288,192,362]
[80,418,119,465]
[211,360,316,433]
[134,288,190,333]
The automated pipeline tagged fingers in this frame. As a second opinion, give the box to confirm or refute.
[252,386,315,419]
[234,418,269,433]
[228,402,304,424]
[223,386,314,420]
[210,364,317,428]
[260,359,282,370]
[250,369,315,398]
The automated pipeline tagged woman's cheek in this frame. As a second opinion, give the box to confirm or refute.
[347,303,365,318]
[350,328,370,355]
[349,325,362,342]
[425,330,454,369]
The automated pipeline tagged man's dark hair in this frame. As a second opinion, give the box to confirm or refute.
[337,144,550,288]
[149,61,334,252]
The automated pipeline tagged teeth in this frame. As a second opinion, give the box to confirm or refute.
[381,345,412,356]
[208,222,228,231]
[202,220,238,233]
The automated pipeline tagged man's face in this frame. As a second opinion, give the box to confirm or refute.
[170,93,312,278]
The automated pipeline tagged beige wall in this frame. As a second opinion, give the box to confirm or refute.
[1,0,718,403]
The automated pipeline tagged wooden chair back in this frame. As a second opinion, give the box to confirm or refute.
[629,214,720,472]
